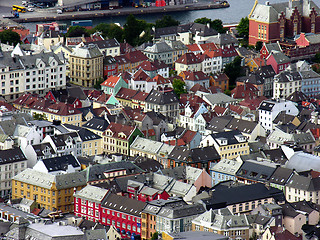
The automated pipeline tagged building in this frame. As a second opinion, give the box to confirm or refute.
[248,0,320,45]
[266,51,291,74]
[12,168,87,212]
[101,74,128,96]
[210,73,229,91]
[192,209,251,240]
[143,41,173,65]
[258,99,299,132]
[175,52,202,74]
[273,70,302,99]
[0,47,66,101]
[145,89,180,117]
[200,130,249,160]
[141,197,205,239]
[0,148,27,198]
[179,71,210,91]
[210,158,243,185]
[84,38,120,57]
[69,44,103,87]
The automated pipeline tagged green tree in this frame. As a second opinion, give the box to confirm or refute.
[93,23,110,38]
[172,78,187,98]
[223,56,242,86]
[33,113,47,121]
[0,30,21,46]
[151,232,159,240]
[155,15,180,28]
[66,26,89,37]
[237,17,249,38]
[108,24,124,43]
[313,53,320,63]
[211,19,227,33]
[194,17,212,25]
[94,77,104,90]
[255,41,263,51]
[123,14,152,46]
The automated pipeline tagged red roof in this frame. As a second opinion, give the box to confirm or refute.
[190,83,210,93]
[132,91,148,101]
[165,139,186,146]
[181,130,197,144]
[221,46,238,58]
[101,75,120,87]
[203,49,222,58]
[105,122,136,140]
[133,69,151,82]
[213,105,228,116]
[125,50,148,64]
[180,94,206,108]
[231,83,259,99]
[187,44,201,52]
[269,227,302,240]
[200,43,218,52]
[45,102,81,116]
[142,129,156,137]
[152,75,170,85]
[176,52,202,65]
[138,60,158,71]
[116,88,139,100]
[182,71,209,82]
[202,111,216,123]
[229,105,244,115]
[239,96,267,110]
[0,101,15,112]
[122,107,146,121]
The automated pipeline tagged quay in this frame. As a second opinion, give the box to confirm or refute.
[13,2,229,23]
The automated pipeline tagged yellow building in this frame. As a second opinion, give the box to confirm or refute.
[44,102,82,126]
[69,44,103,87]
[201,130,249,160]
[79,128,103,156]
[115,88,139,108]
[175,52,202,75]
[12,168,87,212]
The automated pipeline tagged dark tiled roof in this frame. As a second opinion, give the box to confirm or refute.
[0,147,26,164]
[145,89,179,105]
[82,117,109,132]
[42,154,80,172]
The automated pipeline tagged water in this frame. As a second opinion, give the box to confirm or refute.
[22,0,320,31]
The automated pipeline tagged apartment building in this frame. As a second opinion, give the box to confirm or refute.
[69,44,103,87]
[0,46,66,101]
[12,168,86,212]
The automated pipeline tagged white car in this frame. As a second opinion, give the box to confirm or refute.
[27,7,34,12]
[22,1,27,5]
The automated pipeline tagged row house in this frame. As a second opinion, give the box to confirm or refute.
[273,70,302,99]
[84,38,120,57]
[201,130,249,160]
[178,102,208,132]
[104,122,144,155]
[141,197,206,239]
[166,40,189,63]
[187,42,218,55]
[220,46,239,68]
[256,65,276,97]
[210,158,243,185]
[161,128,202,150]
[12,168,87,212]
[0,45,66,101]
[115,50,149,73]
[0,148,27,198]
[115,88,149,110]
[103,55,118,78]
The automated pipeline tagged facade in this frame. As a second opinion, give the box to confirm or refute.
[175,52,202,74]
[12,168,86,212]
[273,70,302,99]
[143,41,173,65]
[210,158,243,185]
[69,44,103,87]
[200,130,249,160]
[0,47,66,101]
[179,71,210,91]
[101,74,128,96]
[248,0,320,45]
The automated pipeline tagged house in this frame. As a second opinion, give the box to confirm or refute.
[192,209,251,240]
[13,124,42,151]
[210,73,229,91]
[162,231,228,240]
[245,57,265,72]
[231,82,259,100]
[12,168,87,212]
[141,197,206,239]
[281,201,320,235]
[178,101,208,132]
[207,33,238,49]
[258,99,299,132]
[143,41,173,65]
[260,226,302,240]
[101,74,128,96]
[175,52,202,74]
[273,70,302,99]
[145,89,180,118]
[201,92,238,109]
[37,30,63,51]
[268,167,295,192]
[115,50,149,73]
[32,154,81,175]
[167,145,220,172]
[179,71,210,91]
[236,73,265,97]
[103,56,118,78]
[138,60,169,79]
[200,130,249,160]
[260,42,282,59]
[69,44,103,87]
[166,40,189,63]
[23,142,56,168]
[266,51,291,74]
[211,158,243,186]
[104,122,144,155]
[256,65,276,97]
[84,38,120,57]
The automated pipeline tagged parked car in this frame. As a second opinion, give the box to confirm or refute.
[27,7,34,12]
[57,9,62,14]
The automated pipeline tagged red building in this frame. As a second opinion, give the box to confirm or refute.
[260,42,282,59]
[74,185,145,239]
[126,182,170,202]
[249,0,320,45]
[103,56,118,78]
[266,51,291,74]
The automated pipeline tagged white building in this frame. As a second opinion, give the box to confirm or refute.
[258,99,299,132]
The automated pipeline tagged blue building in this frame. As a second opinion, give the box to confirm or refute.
[210,158,243,186]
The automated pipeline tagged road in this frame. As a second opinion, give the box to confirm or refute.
[0,0,22,14]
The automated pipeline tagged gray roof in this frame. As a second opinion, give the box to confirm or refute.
[274,70,302,83]
[210,129,246,146]
[208,33,238,46]
[226,118,258,134]
[265,42,282,53]
[70,44,103,59]
[203,93,237,106]
[211,159,243,176]
[164,231,228,240]
[0,147,27,165]
[300,69,320,79]
[145,89,179,105]
[269,167,294,186]
[268,50,290,64]
[236,160,277,182]
[304,33,320,44]
[83,38,120,49]
[250,3,280,23]
[41,154,80,172]
[144,41,173,53]
[74,185,108,202]
[13,168,86,190]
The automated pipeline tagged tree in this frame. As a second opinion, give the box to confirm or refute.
[33,113,47,121]
[211,19,227,33]
[313,53,320,63]
[255,41,263,51]
[151,232,159,240]
[93,23,110,38]
[223,56,242,86]
[237,17,249,38]
[94,77,104,90]
[0,30,21,46]
[66,26,89,37]
[172,78,187,98]
[155,15,180,28]
[108,24,124,43]
[123,14,152,46]
[194,17,212,25]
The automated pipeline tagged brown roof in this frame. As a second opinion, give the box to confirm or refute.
[182,71,209,81]
[133,69,151,82]
[105,122,136,140]
[116,88,139,100]
[45,102,81,116]
[231,83,259,99]
[176,52,202,65]
[190,83,210,93]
